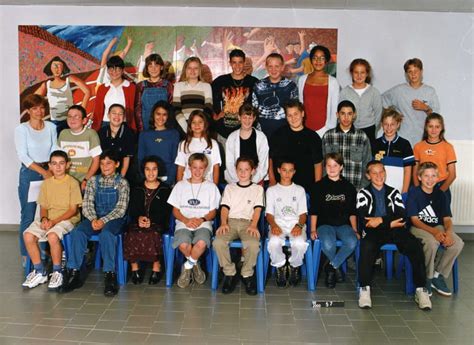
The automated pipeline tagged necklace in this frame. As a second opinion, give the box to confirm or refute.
[232,77,244,87]
[188,180,203,205]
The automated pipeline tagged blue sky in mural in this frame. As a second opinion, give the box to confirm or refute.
[41,26,125,60]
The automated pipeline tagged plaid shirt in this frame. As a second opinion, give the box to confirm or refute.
[322,125,372,190]
[82,174,130,224]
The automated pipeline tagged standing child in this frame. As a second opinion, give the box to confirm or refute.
[373,107,414,193]
[407,162,464,296]
[172,57,213,133]
[58,105,102,190]
[167,153,220,288]
[339,58,382,146]
[224,104,269,184]
[269,100,323,191]
[175,110,221,184]
[413,113,456,206]
[138,101,180,185]
[266,159,309,288]
[252,53,298,138]
[310,153,358,288]
[322,100,372,191]
[98,104,136,178]
[357,161,431,310]
[135,53,174,131]
[22,151,82,290]
[214,157,264,295]
[62,150,130,296]
[124,156,171,285]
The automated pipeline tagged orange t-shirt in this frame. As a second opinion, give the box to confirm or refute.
[413,140,457,181]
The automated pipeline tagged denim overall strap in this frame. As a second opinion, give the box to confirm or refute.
[141,80,169,131]
[94,175,121,218]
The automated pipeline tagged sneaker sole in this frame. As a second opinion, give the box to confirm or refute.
[414,297,432,311]
[28,278,48,288]
[358,304,372,309]
[431,285,452,297]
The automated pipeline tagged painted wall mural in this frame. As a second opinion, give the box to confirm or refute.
[18,25,337,122]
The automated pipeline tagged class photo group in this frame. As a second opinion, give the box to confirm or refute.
[15,44,463,312]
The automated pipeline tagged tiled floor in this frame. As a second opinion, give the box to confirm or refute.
[0,230,472,345]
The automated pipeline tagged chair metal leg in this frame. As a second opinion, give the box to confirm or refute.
[263,239,270,282]
[305,240,315,291]
[211,247,219,290]
[116,235,125,286]
[403,256,415,294]
[312,239,321,290]
[256,249,264,293]
[385,250,393,280]
[165,236,175,287]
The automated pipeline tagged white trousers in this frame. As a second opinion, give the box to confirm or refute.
[268,225,308,268]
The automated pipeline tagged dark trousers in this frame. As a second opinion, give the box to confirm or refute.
[358,228,426,288]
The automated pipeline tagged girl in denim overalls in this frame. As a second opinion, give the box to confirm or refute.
[135,54,173,132]
[62,150,130,296]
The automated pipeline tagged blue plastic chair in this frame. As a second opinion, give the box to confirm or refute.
[262,216,315,291]
[211,214,265,293]
[165,215,213,288]
[65,232,127,286]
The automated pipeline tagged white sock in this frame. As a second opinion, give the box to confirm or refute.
[184,257,197,270]
[416,287,424,292]
[433,271,440,278]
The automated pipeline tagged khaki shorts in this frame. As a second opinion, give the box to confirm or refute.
[172,227,211,249]
[24,220,74,242]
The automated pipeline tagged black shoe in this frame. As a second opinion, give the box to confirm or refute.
[325,263,336,289]
[336,267,345,283]
[131,270,144,285]
[275,266,287,288]
[148,271,162,285]
[104,271,118,297]
[222,275,238,294]
[60,269,82,293]
[288,266,301,287]
[242,274,257,295]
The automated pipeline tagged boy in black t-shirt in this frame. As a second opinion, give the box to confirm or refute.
[269,99,323,191]
[357,161,431,310]
[212,49,258,144]
[407,161,464,297]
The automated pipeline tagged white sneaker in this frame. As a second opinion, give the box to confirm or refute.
[22,270,48,288]
[358,286,372,309]
[48,271,63,289]
[415,287,432,311]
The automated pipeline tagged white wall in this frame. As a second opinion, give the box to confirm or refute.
[0,6,472,224]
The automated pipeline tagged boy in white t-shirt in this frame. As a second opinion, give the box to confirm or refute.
[266,158,309,288]
[167,153,221,288]
[213,157,264,295]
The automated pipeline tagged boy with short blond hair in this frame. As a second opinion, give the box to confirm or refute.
[252,53,298,138]
[168,153,221,288]
[407,161,464,297]
[22,150,82,290]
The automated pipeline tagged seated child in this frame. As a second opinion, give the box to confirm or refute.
[22,150,82,289]
[407,161,464,297]
[266,158,309,288]
[58,105,102,190]
[357,160,431,310]
[310,152,358,289]
[213,157,264,295]
[167,153,220,288]
[124,155,171,285]
[62,150,130,296]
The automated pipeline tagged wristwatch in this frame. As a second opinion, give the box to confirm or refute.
[295,223,304,229]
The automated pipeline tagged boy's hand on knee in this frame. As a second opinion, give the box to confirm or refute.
[433,230,445,243]
[390,218,406,229]
[271,226,282,236]
[443,233,454,247]
[290,226,302,237]
[247,226,260,239]
[216,224,229,235]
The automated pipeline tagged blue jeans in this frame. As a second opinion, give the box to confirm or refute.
[18,165,43,256]
[317,224,357,269]
[67,218,125,272]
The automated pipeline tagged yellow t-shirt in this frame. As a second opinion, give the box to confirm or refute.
[37,174,83,224]
[414,140,457,181]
